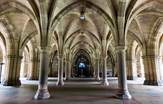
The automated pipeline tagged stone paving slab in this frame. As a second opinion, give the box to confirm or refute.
[0,80,163,104]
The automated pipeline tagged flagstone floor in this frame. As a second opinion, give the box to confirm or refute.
[0,78,163,104]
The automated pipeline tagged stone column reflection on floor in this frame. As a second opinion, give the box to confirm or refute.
[116,46,131,99]
[34,48,50,99]
[56,55,64,86]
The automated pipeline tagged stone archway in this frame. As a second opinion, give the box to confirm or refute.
[74,55,91,78]
[72,50,93,78]
[0,36,6,83]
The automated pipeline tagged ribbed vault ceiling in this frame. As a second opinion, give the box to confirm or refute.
[0,0,163,59]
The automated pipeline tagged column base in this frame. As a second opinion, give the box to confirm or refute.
[95,77,100,81]
[65,77,70,81]
[102,79,109,86]
[116,90,132,100]
[144,80,163,86]
[56,80,64,86]
[127,76,137,80]
[34,88,50,100]
[28,77,39,80]
[2,79,21,87]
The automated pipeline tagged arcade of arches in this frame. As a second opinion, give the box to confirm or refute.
[0,0,163,103]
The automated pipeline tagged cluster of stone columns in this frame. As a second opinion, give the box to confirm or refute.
[116,46,131,99]
[126,48,163,86]
[0,45,132,100]
[2,55,22,86]
[34,48,50,99]
[56,55,64,86]
[102,56,109,86]
[0,63,4,83]
[28,55,39,80]
[127,59,137,80]
[95,58,100,80]
[142,55,163,85]
[2,42,161,100]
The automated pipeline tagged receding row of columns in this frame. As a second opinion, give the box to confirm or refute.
[0,46,132,100]
[1,45,163,100]
[33,46,131,99]
[126,54,163,86]
[0,50,39,86]
[3,45,163,99]
[2,55,22,86]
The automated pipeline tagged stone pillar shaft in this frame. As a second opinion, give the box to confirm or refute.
[65,60,68,80]
[34,49,50,99]
[102,57,109,86]
[116,46,131,99]
[95,59,100,80]
[2,55,22,86]
[56,56,64,86]
[68,61,71,79]
[127,59,137,80]
[28,58,39,80]
[143,55,162,85]
[0,63,3,83]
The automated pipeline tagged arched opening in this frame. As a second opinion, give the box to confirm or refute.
[20,46,30,80]
[127,40,145,81]
[135,46,144,79]
[75,55,89,77]
[72,50,93,78]
[159,34,163,80]
[0,34,6,83]
[49,50,58,78]
[132,41,145,81]
[107,51,115,77]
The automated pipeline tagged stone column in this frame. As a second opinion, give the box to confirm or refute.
[116,46,131,99]
[34,49,50,99]
[95,58,100,80]
[2,55,22,86]
[64,60,67,80]
[102,56,109,86]
[113,61,118,77]
[20,59,26,78]
[67,61,71,79]
[0,63,4,83]
[65,60,69,80]
[127,59,137,80]
[28,58,39,80]
[48,61,53,77]
[15,56,22,86]
[142,55,163,85]
[56,55,64,86]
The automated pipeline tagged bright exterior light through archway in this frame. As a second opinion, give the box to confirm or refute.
[79,62,85,68]
[80,15,85,20]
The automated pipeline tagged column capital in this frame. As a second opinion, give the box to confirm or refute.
[6,55,23,59]
[6,55,16,59]
[95,58,99,61]
[142,55,160,59]
[101,53,107,59]
[40,46,50,53]
[115,45,126,52]
[126,58,135,62]
[100,55,107,60]
[57,55,63,60]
